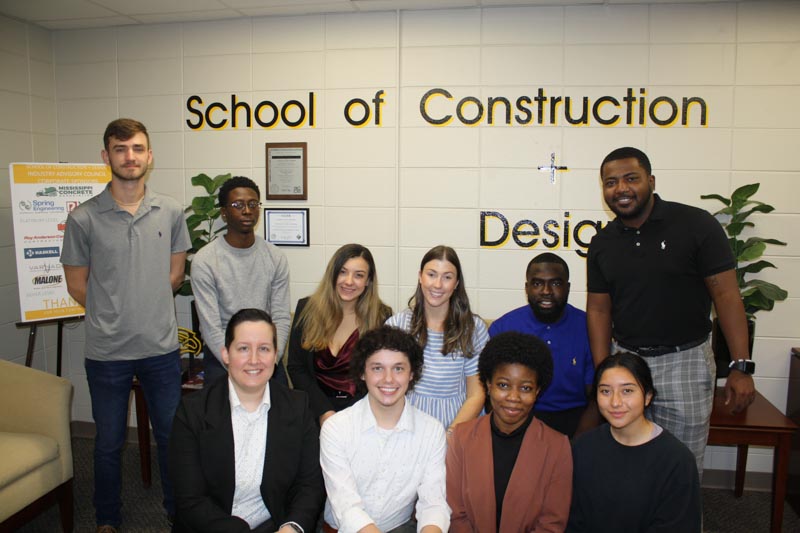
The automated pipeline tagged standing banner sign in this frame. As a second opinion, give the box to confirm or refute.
[9,163,110,322]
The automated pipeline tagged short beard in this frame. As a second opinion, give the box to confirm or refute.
[529,298,565,324]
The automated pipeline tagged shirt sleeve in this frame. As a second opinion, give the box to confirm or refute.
[465,317,489,376]
[60,212,90,266]
[269,249,291,361]
[171,202,191,254]
[695,211,735,278]
[414,422,451,532]
[191,251,226,362]
[319,416,375,533]
[586,234,610,294]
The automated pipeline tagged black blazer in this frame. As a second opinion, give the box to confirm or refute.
[168,377,324,533]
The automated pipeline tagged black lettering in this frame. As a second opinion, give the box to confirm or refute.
[420,88,452,126]
[515,96,532,125]
[512,220,539,248]
[623,88,636,126]
[345,98,370,126]
[549,96,562,125]
[282,100,306,128]
[186,95,204,130]
[205,102,227,129]
[372,90,385,126]
[487,96,511,125]
[649,96,678,126]
[593,96,621,126]
[254,101,279,128]
[682,96,707,126]
[231,95,251,128]
[480,211,509,247]
[457,96,483,125]
[565,97,588,125]
[534,88,547,125]
[543,219,560,248]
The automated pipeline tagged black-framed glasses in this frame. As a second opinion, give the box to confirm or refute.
[227,201,262,211]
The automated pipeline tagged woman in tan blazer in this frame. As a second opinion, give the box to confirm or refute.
[446,331,572,533]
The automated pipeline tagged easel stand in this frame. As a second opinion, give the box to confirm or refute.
[16,317,83,376]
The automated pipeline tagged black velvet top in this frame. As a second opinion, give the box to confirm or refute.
[490,410,535,529]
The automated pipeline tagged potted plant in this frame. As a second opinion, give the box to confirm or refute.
[701,183,788,375]
[178,172,232,297]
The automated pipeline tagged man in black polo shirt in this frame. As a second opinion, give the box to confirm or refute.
[586,146,755,475]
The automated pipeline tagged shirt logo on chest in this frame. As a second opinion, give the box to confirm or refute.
[661,240,667,250]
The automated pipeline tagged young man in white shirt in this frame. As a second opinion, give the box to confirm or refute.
[320,326,450,533]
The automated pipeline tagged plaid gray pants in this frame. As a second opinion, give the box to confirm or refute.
[614,338,715,477]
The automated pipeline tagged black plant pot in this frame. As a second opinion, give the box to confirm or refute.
[711,317,755,378]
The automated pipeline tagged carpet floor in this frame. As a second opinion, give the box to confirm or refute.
[15,437,800,532]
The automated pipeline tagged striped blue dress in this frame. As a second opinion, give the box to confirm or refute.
[386,308,488,428]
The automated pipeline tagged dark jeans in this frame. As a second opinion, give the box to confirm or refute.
[85,350,182,527]
[203,344,288,388]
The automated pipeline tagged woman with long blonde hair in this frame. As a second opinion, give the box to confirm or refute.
[386,245,488,433]
[287,243,391,426]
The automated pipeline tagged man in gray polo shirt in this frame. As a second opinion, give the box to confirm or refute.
[61,118,191,533]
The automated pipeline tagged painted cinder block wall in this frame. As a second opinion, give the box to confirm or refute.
[0,1,798,474]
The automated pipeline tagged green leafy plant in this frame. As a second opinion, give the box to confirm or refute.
[701,183,788,319]
[178,173,232,296]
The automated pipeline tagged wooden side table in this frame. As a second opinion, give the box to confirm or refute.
[708,389,798,533]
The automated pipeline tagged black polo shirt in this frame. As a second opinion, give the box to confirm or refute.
[587,194,734,347]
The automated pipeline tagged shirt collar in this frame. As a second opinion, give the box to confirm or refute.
[228,379,271,412]
[357,395,415,434]
[96,183,160,213]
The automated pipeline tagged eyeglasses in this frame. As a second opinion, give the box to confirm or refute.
[227,201,262,211]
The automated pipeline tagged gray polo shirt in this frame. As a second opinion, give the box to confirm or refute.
[60,184,191,361]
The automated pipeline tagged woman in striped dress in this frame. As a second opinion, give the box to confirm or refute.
[386,245,488,433]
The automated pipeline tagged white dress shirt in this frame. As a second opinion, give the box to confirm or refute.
[320,397,450,533]
[229,380,272,529]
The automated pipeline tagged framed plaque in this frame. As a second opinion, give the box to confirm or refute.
[264,207,309,247]
[265,142,307,200]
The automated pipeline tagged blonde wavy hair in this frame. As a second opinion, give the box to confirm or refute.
[299,243,391,351]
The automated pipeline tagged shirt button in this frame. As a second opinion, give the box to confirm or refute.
[636,230,640,235]
[635,242,641,247]
[547,340,551,344]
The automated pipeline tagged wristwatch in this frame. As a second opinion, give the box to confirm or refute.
[728,359,756,375]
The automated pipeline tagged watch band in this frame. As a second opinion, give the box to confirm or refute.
[728,359,755,375]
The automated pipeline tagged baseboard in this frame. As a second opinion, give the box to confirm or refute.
[702,468,773,492]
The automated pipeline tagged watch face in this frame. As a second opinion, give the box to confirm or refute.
[730,360,755,374]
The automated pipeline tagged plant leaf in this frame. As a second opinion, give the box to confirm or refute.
[738,260,776,274]
[731,183,759,204]
[700,193,731,206]
[738,241,767,262]
[742,279,789,301]
[191,173,215,194]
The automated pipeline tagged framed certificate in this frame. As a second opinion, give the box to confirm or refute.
[266,142,307,200]
[264,208,309,247]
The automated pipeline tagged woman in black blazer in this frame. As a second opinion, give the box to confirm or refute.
[169,309,324,533]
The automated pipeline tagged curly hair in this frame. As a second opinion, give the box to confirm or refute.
[601,146,652,176]
[408,245,478,357]
[478,331,553,394]
[219,176,260,207]
[350,326,424,395]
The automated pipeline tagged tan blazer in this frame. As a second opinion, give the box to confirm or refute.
[446,415,572,533]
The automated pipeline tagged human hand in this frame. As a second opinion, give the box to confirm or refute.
[724,370,756,414]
